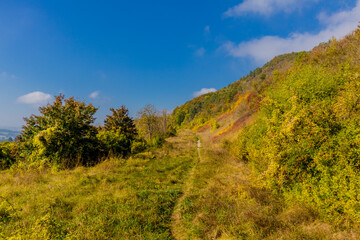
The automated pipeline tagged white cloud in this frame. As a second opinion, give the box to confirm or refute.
[224,0,318,17]
[17,91,51,104]
[195,47,206,57]
[222,1,360,63]
[89,91,99,99]
[193,88,217,97]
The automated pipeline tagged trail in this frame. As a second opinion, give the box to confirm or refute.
[171,135,202,240]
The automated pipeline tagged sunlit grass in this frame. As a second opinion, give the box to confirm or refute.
[0,131,197,239]
[173,136,360,239]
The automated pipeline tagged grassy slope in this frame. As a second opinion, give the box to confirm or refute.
[173,134,359,239]
[0,131,198,239]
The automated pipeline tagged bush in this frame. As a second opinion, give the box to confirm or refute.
[98,106,139,158]
[210,120,220,132]
[131,140,148,154]
[0,141,16,170]
[97,130,132,158]
[231,55,360,224]
[150,136,165,148]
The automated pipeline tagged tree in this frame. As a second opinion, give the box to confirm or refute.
[160,109,170,134]
[98,106,138,157]
[18,94,99,168]
[136,104,159,139]
[104,106,137,139]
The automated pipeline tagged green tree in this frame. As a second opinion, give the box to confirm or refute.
[18,94,99,169]
[98,106,138,157]
[104,106,137,139]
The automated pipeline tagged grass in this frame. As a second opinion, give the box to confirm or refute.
[172,134,360,239]
[1,128,359,239]
[0,130,198,239]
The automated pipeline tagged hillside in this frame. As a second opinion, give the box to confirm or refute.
[170,27,360,238]
[172,52,297,132]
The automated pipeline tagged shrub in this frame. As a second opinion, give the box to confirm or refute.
[150,136,165,148]
[97,130,132,158]
[98,106,139,158]
[131,140,148,154]
[0,141,16,170]
[210,120,220,132]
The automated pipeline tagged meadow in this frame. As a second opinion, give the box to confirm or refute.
[0,131,197,239]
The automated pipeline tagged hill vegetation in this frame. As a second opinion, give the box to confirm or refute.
[170,27,360,238]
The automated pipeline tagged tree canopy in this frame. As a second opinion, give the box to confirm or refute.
[18,94,99,168]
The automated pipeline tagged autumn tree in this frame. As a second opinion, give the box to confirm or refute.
[104,106,137,139]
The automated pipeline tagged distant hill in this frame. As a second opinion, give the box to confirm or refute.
[0,129,20,142]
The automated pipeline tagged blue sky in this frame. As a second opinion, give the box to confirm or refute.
[0,0,359,128]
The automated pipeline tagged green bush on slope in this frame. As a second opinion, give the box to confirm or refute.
[0,141,16,170]
[232,28,360,225]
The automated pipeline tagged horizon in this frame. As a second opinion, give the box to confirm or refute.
[1,0,359,128]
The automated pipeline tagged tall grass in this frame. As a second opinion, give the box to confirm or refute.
[0,131,197,239]
[173,137,359,239]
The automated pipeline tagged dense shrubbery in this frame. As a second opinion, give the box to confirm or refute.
[230,29,360,225]
[0,96,179,170]
[0,141,16,170]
